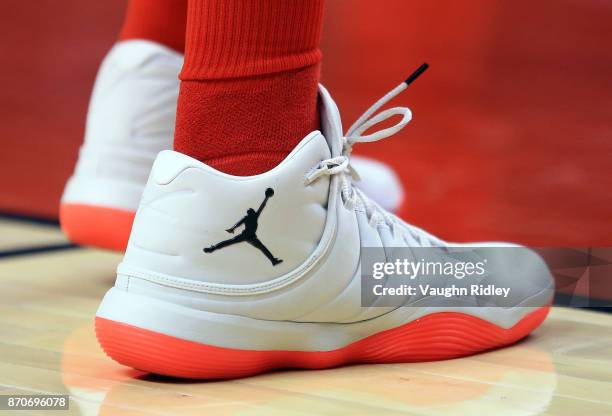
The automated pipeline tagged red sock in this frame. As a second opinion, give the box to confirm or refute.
[119,0,187,53]
[174,0,325,175]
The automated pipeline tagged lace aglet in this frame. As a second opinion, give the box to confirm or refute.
[403,63,429,86]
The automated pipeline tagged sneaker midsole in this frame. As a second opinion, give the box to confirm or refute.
[95,287,540,352]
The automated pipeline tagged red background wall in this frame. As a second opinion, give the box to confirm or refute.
[0,0,610,246]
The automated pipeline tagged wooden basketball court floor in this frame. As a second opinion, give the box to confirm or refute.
[1,217,611,416]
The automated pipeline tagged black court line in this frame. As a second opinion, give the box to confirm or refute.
[0,211,82,258]
[0,211,59,226]
[554,292,612,313]
[0,243,80,259]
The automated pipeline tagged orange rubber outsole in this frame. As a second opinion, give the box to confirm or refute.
[95,306,550,379]
[60,203,135,251]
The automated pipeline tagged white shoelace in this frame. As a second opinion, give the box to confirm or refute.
[305,64,438,246]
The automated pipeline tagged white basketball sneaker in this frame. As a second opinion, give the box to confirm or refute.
[60,40,405,251]
[95,65,554,379]
[60,40,183,250]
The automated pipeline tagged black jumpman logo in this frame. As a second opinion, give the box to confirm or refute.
[203,188,283,266]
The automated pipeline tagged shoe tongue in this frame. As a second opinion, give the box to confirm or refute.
[318,85,345,157]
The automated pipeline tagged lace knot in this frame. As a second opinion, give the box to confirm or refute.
[304,156,349,185]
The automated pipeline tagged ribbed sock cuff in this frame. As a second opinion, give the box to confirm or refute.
[180,0,324,80]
